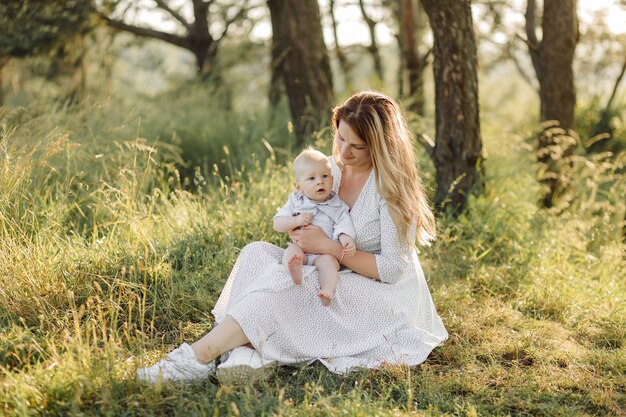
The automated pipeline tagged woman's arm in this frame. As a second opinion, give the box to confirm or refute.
[290,225,381,280]
[338,246,380,280]
[373,200,414,284]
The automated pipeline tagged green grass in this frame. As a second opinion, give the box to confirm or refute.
[0,88,624,417]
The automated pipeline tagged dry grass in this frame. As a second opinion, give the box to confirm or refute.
[0,94,624,416]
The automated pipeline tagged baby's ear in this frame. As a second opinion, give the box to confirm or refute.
[294,181,302,192]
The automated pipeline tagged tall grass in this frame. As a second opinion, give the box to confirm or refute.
[0,87,624,416]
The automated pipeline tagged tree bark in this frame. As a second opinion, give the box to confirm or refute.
[525,0,578,129]
[421,0,484,213]
[267,0,334,146]
[525,0,578,207]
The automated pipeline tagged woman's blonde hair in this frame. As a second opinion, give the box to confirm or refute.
[332,91,436,247]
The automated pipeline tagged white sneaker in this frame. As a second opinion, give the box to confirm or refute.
[136,342,215,384]
[216,346,276,384]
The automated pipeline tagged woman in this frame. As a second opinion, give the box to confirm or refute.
[137,91,448,383]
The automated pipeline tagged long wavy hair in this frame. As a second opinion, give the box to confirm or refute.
[332,91,436,247]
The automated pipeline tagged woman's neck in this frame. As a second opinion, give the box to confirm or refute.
[342,163,372,176]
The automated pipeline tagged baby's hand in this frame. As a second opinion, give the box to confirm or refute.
[297,212,313,226]
[339,235,356,257]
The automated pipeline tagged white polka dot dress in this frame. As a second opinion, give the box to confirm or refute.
[212,157,448,373]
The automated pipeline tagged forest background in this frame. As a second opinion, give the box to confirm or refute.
[0,0,624,416]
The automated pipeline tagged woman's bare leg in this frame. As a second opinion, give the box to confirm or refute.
[190,316,249,363]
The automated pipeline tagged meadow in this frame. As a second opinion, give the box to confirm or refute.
[0,78,624,416]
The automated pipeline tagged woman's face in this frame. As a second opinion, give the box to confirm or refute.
[335,120,371,169]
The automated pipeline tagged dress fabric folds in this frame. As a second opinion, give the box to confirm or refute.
[212,157,448,373]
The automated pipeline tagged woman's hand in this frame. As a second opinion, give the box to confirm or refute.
[289,225,336,255]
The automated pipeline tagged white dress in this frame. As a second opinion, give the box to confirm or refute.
[212,158,448,374]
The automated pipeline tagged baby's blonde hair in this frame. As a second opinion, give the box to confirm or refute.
[293,147,331,181]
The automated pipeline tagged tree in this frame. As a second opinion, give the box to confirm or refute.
[393,0,430,115]
[525,0,578,207]
[0,1,92,58]
[98,0,258,78]
[0,0,92,104]
[358,0,384,83]
[592,56,626,144]
[328,0,352,92]
[420,0,484,213]
[525,0,578,129]
[470,1,537,89]
[267,0,334,147]
[0,58,7,105]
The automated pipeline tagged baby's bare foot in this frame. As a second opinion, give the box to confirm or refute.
[317,290,333,306]
[288,254,303,285]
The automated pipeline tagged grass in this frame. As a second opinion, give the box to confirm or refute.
[0,86,624,416]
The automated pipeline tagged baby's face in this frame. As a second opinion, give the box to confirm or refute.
[295,160,333,202]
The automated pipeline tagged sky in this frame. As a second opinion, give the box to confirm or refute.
[258,0,626,46]
[135,0,626,47]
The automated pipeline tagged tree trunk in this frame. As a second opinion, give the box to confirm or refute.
[65,43,86,105]
[526,0,578,129]
[421,0,484,213]
[189,0,212,75]
[591,56,626,148]
[603,57,626,116]
[267,0,334,147]
[0,60,5,106]
[525,0,578,207]
[397,0,428,115]
[358,0,384,83]
[329,0,351,92]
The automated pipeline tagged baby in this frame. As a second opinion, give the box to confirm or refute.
[273,148,356,306]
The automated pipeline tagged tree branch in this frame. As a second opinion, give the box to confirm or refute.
[358,0,376,30]
[525,0,539,49]
[605,57,626,112]
[484,36,537,91]
[358,0,383,79]
[509,48,538,91]
[100,14,189,49]
[416,133,435,160]
[216,2,250,42]
[422,47,432,63]
[153,0,190,30]
[515,32,532,48]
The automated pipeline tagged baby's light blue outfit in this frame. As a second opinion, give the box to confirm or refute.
[274,191,355,265]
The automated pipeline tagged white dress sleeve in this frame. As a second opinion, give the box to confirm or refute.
[374,200,415,284]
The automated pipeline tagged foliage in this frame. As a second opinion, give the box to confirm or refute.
[577,96,626,154]
[0,89,624,416]
[0,0,93,59]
